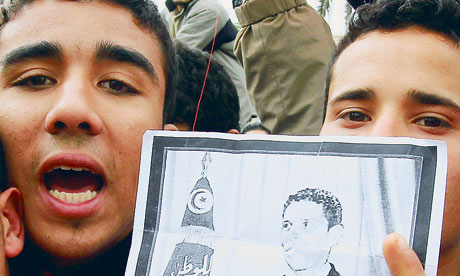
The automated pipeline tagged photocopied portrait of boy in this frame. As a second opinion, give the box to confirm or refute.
[281,188,343,276]
[127,132,446,276]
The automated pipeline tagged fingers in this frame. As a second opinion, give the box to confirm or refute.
[382,233,426,276]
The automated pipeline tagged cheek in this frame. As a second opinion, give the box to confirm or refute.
[321,119,370,136]
[442,148,460,242]
[0,96,44,148]
[445,145,460,209]
[445,169,460,219]
[320,121,350,136]
[107,102,163,157]
[111,136,143,192]
[280,231,290,245]
[116,102,163,134]
[112,120,159,165]
[0,117,44,188]
[108,117,161,204]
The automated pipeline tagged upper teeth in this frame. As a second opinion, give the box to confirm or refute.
[50,166,93,173]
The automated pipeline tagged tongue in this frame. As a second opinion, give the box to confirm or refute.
[45,170,101,193]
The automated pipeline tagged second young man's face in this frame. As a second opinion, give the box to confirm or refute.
[321,27,460,256]
[0,0,166,262]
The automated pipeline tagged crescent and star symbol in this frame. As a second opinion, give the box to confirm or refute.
[188,188,214,214]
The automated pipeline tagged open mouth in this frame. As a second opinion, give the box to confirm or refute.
[44,166,103,204]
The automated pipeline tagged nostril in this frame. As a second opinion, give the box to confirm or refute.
[55,121,66,130]
[79,122,91,130]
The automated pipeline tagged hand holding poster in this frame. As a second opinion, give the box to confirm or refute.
[126,131,447,276]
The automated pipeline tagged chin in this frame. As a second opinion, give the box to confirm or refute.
[287,259,314,272]
[28,221,130,266]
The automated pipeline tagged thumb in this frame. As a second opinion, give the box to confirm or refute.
[383,233,426,276]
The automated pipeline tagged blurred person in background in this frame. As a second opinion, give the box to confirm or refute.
[234,0,335,135]
[162,0,259,131]
[167,42,240,133]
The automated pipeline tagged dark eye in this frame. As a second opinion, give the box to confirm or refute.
[341,111,370,122]
[98,79,137,94]
[12,75,56,89]
[415,117,450,128]
[282,220,292,230]
[303,219,309,227]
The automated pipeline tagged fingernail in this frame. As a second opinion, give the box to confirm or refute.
[397,236,410,250]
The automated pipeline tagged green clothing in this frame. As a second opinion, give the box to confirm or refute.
[162,0,259,129]
[234,0,335,135]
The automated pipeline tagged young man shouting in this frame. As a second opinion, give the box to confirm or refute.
[0,0,176,274]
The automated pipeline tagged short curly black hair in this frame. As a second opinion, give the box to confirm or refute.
[0,0,176,124]
[323,0,460,119]
[170,42,240,132]
[283,188,342,229]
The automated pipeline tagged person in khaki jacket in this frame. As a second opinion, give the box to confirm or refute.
[234,0,335,135]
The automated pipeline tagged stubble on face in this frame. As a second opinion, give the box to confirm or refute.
[0,0,166,263]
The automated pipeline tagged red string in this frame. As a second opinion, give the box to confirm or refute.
[192,12,219,131]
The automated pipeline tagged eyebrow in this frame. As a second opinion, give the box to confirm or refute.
[0,41,62,71]
[328,88,375,106]
[95,41,158,84]
[408,90,460,113]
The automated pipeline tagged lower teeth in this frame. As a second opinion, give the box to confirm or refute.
[49,189,97,203]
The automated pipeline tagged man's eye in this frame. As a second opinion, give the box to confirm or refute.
[98,79,137,94]
[415,117,450,128]
[12,75,56,88]
[339,111,370,122]
[282,221,292,230]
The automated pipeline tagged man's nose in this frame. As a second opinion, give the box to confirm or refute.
[368,116,409,137]
[286,224,302,239]
[44,77,103,136]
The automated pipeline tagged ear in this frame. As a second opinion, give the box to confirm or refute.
[227,129,240,134]
[0,187,24,258]
[163,124,179,131]
[327,224,344,247]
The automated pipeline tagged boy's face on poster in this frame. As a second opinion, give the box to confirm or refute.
[0,0,166,262]
[321,27,460,253]
[281,201,331,271]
